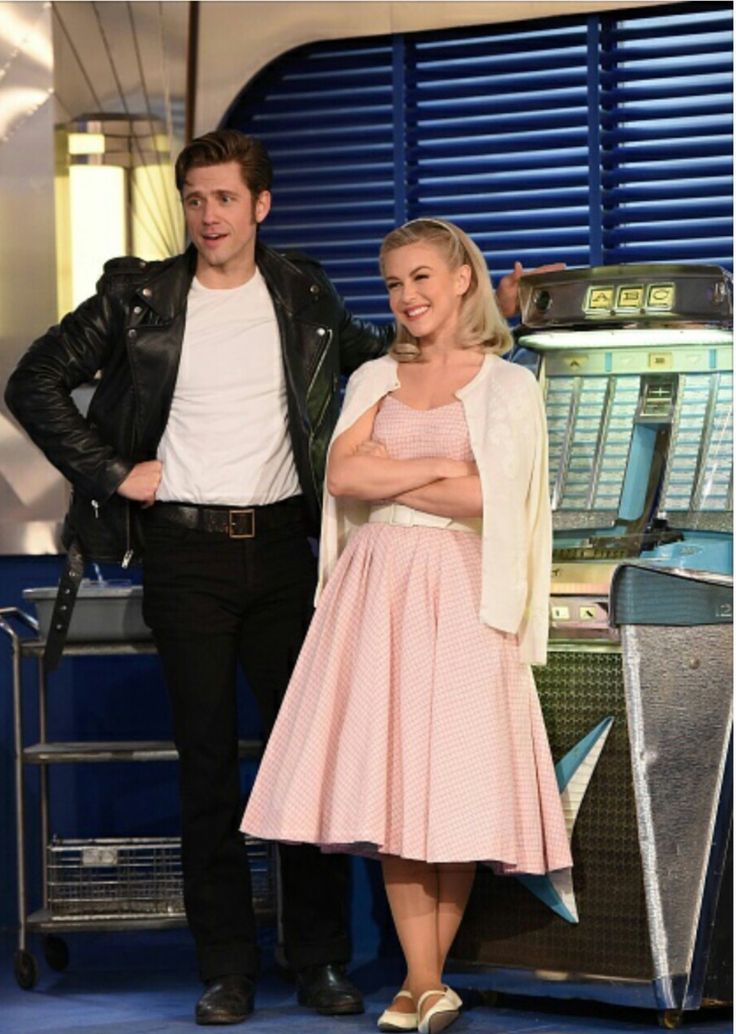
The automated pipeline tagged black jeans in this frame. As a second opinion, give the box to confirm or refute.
[141,499,351,982]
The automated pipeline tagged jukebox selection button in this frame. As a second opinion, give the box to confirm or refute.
[616,285,645,309]
[551,605,570,621]
[579,605,598,620]
[646,283,675,309]
[648,352,673,370]
[563,355,589,371]
[584,286,614,312]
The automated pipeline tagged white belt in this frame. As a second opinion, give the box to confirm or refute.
[368,503,481,535]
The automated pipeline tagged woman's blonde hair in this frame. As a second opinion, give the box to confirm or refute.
[379,218,512,362]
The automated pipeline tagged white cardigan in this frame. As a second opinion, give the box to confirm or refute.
[316,353,552,665]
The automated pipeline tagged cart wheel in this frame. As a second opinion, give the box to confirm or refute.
[13,949,39,990]
[43,935,69,972]
[657,1009,684,1030]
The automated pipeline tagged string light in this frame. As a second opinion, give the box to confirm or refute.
[0,2,53,146]
[0,1,52,81]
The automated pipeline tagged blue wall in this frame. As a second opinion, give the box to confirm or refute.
[0,555,394,958]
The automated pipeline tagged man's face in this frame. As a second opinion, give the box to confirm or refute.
[181,160,271,283]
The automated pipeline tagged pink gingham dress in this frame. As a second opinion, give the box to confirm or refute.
[242,396,572,873]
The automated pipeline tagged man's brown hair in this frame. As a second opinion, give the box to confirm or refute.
[175,129,273,199]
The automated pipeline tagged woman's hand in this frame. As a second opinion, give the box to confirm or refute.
[355,442,475,480]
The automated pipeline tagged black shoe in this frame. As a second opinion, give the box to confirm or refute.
[296,963,364,1015]
[195,975,255,1025]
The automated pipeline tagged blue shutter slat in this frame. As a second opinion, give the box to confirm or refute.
[276,185,393,202]
[250,107,395,129]
[602,162,733,185]
[601,80,732,104]
[415,109,589,135]
[605,219,733,243]
[602,142,733,163]
[413,25,587,61]
[602,120,732,145]
[414,131,591,156]
[602,40,730,62]
[600,100,732,121]
[601,68,732,93]
[480,246,593,268]
[412,150,589,171]
[412,57,590,83]
[604,201,732,223]
[605,179,733,203]
[608,10,728,42]
[412,170,591,193]
[611,242,731,264]
[416,188,591,212]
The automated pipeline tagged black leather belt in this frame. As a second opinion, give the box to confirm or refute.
[44,539,85,672]
[149,497,304,538]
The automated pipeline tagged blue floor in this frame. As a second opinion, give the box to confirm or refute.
[0,930,731,1034]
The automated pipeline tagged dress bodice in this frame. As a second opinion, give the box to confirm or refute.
[372,395,474,463]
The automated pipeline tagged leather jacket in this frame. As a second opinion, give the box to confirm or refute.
[5,241,391,561]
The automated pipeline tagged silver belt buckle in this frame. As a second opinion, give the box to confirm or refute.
[228,509,255,539]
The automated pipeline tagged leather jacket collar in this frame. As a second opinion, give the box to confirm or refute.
[132,240,323,321]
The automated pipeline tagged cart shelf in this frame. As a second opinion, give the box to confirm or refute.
[24,740,262,763]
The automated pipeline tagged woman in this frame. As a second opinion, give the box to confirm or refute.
[242,219,572,1034]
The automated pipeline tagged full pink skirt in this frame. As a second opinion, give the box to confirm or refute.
[243,522,572,874]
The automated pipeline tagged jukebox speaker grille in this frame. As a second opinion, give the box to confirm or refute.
[452,647,653,979]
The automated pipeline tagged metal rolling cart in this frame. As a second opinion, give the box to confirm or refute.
[1,592,274,990]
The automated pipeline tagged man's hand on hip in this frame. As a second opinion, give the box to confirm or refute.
[117,460,163,507]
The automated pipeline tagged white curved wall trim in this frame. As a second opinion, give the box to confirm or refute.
[196,0,678,134]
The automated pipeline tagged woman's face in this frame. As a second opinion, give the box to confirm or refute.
[383,242,470,346]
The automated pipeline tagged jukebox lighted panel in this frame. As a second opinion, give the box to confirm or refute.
[451,265,733,1028]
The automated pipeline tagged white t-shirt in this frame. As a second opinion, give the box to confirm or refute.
[156,271,301,505]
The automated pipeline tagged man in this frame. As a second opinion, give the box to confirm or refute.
[5,129,530,1025]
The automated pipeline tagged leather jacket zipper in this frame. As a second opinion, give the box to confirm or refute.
[122,504,133,568]
[307,328,335,441]
[306,329,333,400]
[88,498,133,567]
[311,384,334,437]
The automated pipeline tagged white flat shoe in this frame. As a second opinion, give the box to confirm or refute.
[417,990,460,1034]
[377,989,417,1032]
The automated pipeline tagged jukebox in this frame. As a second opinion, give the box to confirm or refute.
[451,265,733,1028]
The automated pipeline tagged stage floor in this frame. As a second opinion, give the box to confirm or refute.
[0,930,731,1034]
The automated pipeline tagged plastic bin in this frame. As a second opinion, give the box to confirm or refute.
[23,581,152,642]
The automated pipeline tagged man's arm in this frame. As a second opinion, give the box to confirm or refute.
[304,264,391,374]
[4,289,134,502]
[336,303,393,376]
